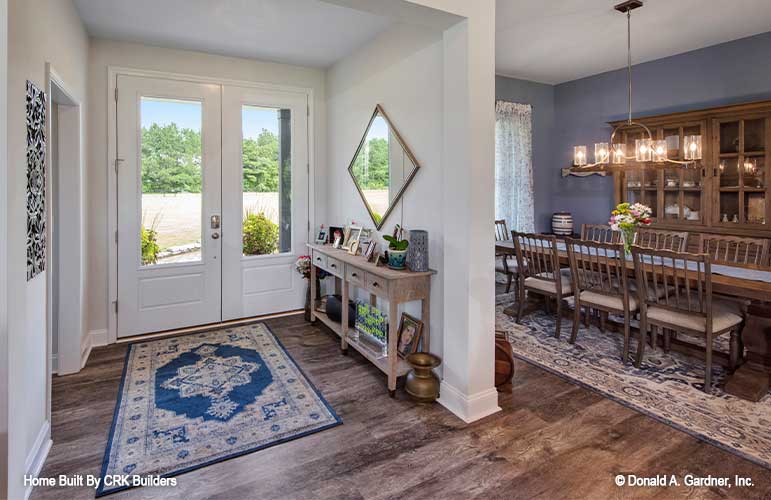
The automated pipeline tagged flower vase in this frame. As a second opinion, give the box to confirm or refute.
[621,228,636,256]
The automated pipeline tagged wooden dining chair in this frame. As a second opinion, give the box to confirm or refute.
[699,234,769,267]
[631,246,743,392]
[580,224,620,244]
[495,219,518,293]
[634,228,689,252]
[512,232,573,338]
[566,238,635,362]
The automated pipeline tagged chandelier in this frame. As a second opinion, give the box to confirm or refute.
[571,0,702,170]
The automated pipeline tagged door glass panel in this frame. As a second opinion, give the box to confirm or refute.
[719,192,740,224]
[720,121,740,154]
[744,119,765,152]
[663,191,679,221]
[719,158,740,188]
[241,105,291,256]
[140,97,203,266]
[745,193,767,225]
[743,157,765,189]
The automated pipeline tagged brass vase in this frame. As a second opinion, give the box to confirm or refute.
[405,353,441,403]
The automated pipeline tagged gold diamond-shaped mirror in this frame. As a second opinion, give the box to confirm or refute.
[348,105,420,230]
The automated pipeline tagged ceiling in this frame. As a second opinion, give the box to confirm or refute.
[496,0,771,84]
[74,0,391,68]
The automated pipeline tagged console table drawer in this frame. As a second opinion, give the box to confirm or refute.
[365,272,390,297]
[312,251,327,270]
[346,265,365,287]
[326,256,343,277]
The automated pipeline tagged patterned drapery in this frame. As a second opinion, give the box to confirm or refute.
[495,101,535,233]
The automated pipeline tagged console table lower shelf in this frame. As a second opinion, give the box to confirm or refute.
[308,243,435,397]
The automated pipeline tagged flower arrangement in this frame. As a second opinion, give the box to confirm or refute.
[295,255,329,280]
[608,202,652,254]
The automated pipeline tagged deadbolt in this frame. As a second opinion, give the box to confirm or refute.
[210,215,221,229]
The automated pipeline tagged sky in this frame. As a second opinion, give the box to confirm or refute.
[141,98,280,139]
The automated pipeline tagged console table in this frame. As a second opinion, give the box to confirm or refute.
[307,244,436,397]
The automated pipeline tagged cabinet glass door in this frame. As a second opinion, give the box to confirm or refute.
[715,117,767,225]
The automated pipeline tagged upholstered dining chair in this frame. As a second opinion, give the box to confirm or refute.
[631,246,744,392]
[512,232,573,338]
[580,224,621,244]
[633,228,689,252]
[495,219,518,293]
[566,238,635,362]
[698,234,769,267]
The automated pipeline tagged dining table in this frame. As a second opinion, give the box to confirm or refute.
[495,238,771,402]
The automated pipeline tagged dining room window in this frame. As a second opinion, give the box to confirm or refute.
[495,101,535,233]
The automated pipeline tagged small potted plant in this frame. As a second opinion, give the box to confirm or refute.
[383,224,409,270]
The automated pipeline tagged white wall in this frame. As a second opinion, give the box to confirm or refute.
[86,39,327,337]
[7,0,89,497]
[326,22,445,354]
[0,0,8,495]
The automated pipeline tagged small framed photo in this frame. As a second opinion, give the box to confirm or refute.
[332,236,342,249]
[363,241,377,261]
[348,240,360,255]
[397,313,424,358]
[315,226,327,245]
[342,226,362,251]
[328,226,344,245]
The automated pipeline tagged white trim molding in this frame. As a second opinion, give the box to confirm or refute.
[23,420,52,500]
[438,382,501,423]
[80,329,108,369]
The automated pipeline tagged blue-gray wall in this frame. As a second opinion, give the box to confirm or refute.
[552,31,771,230]
[495,76,555,231]
[497,31,771,232]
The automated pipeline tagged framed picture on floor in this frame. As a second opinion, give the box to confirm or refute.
[397,313,423,358]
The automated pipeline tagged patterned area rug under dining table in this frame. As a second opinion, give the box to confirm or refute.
[496,299,771,470]
[97,323,341,496]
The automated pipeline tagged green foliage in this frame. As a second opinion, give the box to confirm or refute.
[141,124,282,194]
[352,138,390,190]
[242,211,279,255]
[383,224,409,251]
[242,129,281,192]
[141,123,202,194]
[141,226,160,265]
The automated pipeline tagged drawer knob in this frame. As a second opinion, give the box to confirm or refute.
[373,282,379,288]
[330,264,336,268]
[351,272,358,277]
[316,257,321,261]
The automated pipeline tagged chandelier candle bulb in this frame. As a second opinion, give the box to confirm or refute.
[594,142,610,164]
[574,145,587,166]
[684,135,702,161]
[635,138,652,162]
[653,140,667,162]
[612,143,627,164]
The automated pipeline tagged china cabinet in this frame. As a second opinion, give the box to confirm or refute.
[613,100,771,240]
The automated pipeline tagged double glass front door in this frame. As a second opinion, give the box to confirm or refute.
[116,75,308,337]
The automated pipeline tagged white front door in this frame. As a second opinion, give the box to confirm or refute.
[116,76,309,337]
[221,86,309,320]
[117,76,222,337]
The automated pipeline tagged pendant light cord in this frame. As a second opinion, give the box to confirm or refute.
[627,8,632,125]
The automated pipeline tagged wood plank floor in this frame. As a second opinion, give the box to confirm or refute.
[32,313,771,500]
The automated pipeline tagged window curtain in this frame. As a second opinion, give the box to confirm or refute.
[495,101,535,234]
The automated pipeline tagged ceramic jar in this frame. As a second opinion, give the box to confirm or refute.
[552,212,574,236]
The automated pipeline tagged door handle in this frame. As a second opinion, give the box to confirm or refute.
[212,232,220,240]
[211,215,221,229]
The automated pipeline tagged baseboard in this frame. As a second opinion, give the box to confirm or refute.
[438,382,501,423]
[24,420,52,500]
[90,328,108,347]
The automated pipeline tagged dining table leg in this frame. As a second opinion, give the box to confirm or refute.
[725,303,771,402]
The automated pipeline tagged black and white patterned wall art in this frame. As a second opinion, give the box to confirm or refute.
[26,80,46,281]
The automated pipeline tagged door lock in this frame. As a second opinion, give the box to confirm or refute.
[212,232,220,240]
[210,215,221,229]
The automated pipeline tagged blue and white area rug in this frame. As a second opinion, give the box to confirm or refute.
[496,301,771,470]
[97,323,341,496]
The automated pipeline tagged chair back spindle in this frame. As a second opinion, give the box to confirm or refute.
[699,234,769,267]
[580,224,620,244]
[512,232,560,282]
[566,238,627,301]
[495,220,510,242]
[634,228,689,252]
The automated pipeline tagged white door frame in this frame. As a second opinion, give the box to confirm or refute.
[106,66,316,344]
[45,64,85,380]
